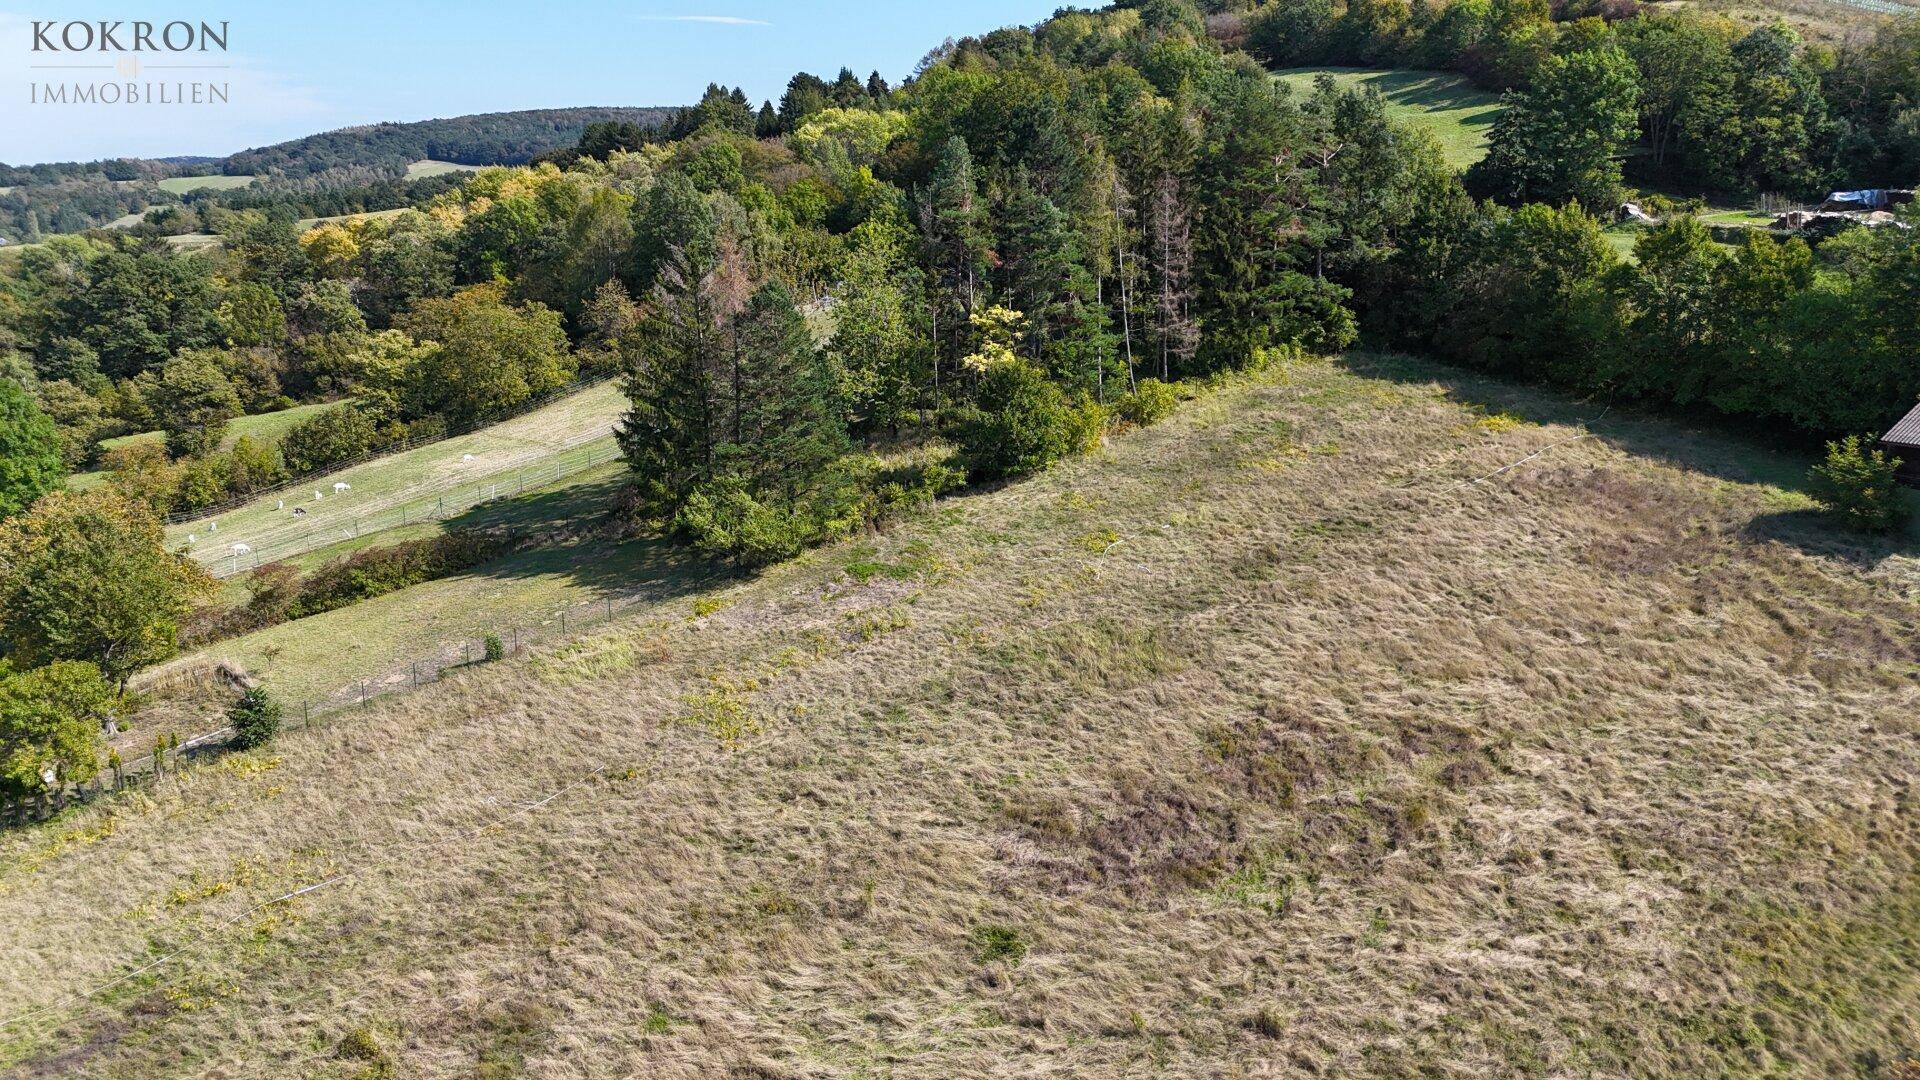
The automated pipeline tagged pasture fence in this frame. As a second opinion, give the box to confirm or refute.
[1,570,697,830]
[162,374,617,526]
[189,428,621,577]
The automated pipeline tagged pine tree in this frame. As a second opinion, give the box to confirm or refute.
[927,136,987,314]
[720,281,847,506]
[831,67,866,107]
[919,136,991,400]
[1002,183,1112,396]
[618,239,729,514]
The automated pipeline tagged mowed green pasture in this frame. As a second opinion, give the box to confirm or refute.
[166,380,628,566]
[157,175,258,194]
[1272,67,1505,169]
[405,159,487,179]
[170,462,717,704]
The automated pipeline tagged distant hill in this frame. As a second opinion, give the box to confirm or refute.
[218,107,680,177]
[0,106,679,239]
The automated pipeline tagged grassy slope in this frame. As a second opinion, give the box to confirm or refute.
[404,160,487,179]
[5,354,1920,1075]
[1672,0,1905,45]
[156,175,259,195]
[165,462,718,704]
[1272,67,1504,170]
[167,381,626,567]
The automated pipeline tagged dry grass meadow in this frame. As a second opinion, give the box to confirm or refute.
[3,353,1919,1076]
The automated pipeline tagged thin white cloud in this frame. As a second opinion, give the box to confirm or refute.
[635,15,771,25]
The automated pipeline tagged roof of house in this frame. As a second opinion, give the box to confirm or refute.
[1882,401,1920,447]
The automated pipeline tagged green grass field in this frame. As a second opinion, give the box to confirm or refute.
[405,159,487,179]
[163,462,719,703]
[1272,67,1505,170]
[168,381,628,570]
[156,175,259,195]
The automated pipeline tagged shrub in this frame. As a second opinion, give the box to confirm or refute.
[674,479,816,567]
[1810,435,1904,533]
[484,634,505,662]
[968,923,1028,965]
[101,442,182,512]
[166,436,291,514]
[290,530,504,618]
[958,360,1105,482]
[172,454,233,511]
[1115,379,1179,427]
[244,562,301,621]
[223,435,287,494]
[280,405,379,475]
[226,686,281,749]
[674,452,968,567]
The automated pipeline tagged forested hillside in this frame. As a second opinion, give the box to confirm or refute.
[0,107,678,240]
[217,106,682,176]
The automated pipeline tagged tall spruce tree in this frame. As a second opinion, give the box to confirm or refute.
[719,281,847,507]
[618,236,729,514]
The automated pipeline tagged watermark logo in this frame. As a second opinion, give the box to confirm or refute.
[28,20,231,105]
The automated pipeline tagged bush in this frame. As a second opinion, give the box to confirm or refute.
[291,529,504,618]
[674,479,816,567]
[168,436,292,514]
[280,405,379,475]
[484,634,504,662]
[243,562,301,621]
[227,686,281,749]
[958,360,1105,482]
[968,923,1028,965]
[674,452,968,567]
[1810,435,1904,533]
[1115,379,1179,427]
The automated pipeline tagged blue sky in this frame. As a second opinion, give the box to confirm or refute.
[3,1,1060,164]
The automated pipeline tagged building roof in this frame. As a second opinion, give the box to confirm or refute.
[1882,401,1920,447]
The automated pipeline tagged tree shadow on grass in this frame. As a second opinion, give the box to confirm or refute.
[1340,352,1920,562]
[442,470,736,606]
[1277,68,1500,114]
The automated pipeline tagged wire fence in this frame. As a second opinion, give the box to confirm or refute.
[162,375,617,527]
[1,569,700,830]
[187,428,622,577]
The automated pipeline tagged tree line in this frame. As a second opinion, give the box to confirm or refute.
[1243,0,1920,198]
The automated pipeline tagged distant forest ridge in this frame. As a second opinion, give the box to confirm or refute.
[218,106,683,176]
[0,106,682,184]
[0,106,680,240]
